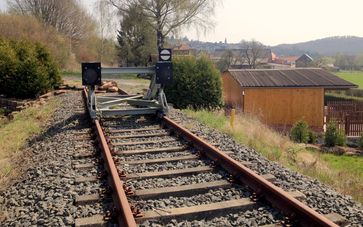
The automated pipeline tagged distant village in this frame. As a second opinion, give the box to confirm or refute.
[171,42,333,71]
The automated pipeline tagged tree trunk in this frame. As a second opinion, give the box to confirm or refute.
[157,30,164,49]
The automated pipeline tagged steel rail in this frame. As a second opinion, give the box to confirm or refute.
[162,116,338,227]
[83,88,137,227]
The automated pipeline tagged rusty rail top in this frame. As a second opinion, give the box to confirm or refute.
[162,116,338,227]
[83,88,137,227]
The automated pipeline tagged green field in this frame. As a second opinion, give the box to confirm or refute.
[335,71,363,88]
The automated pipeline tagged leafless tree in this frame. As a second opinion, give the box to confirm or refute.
[108,0,217,48]
[241,40,266,69]
[8,0,94,45]
[94,0,118,61]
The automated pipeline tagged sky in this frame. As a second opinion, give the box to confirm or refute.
[1,0,363,46]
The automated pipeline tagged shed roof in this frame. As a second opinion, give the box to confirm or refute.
[225,68,357,89]
[296,53,313,62]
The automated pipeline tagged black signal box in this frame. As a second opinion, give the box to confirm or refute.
[82,62,101,86]
[155,62,172,85]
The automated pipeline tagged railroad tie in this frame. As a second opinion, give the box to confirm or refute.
[74,215,107,227]
[109,131,169,139]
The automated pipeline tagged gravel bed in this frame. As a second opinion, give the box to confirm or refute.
[0,92,83,226]
[117,150,197,161]
[126,172,226,190]
[74,181,106,195]
[72,158,97,165]
[168,109,363,226]
[75,167,100,177]
[121,159,210,173]
[131,187,251,211]
[102,120,158,129]
[75,202,113,218]
[75,147,98,154]
[139,205,282,227]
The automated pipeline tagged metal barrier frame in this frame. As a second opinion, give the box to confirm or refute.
[86,66,169,119]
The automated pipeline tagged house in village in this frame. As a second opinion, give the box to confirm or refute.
[172,43,197,57]
[296,53,314,67]
[222,68,357,131]
[271,55,299,68]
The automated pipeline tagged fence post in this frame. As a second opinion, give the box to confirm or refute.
[345,115,349,136]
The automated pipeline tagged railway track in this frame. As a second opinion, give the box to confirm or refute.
[72,90,343,226]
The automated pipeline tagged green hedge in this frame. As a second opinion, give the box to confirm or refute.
[165,56,223,109]
[0,39,60,98]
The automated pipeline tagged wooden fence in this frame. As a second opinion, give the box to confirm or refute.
[326,101,363,136]
[345,113,363,136]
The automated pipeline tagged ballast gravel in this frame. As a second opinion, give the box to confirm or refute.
[113,141,185,151]
[140,205,283,227]
[121,159,211,173]
[131,187,251,211]
[0,92,104,226]
[127,172,226,190]
[118,150,198,162]
[168,108,363,226]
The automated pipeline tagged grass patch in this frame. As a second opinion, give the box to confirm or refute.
[0,98,59,180]
[61,72,150,95]
[335,71,363,88]
[61,70,144,80]
[321,154,363,178]
[183,109,363,203]
[61,70,81,77]
[183,109,292,162]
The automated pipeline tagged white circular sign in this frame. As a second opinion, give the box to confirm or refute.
[160,49,171,61]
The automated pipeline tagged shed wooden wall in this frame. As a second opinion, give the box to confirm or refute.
[222,72,244,110]
[244,88,324,128]
[222,72,324,129]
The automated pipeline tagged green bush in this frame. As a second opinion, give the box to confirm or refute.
[0,39,18,96]
[0,39,60,98]
[325,122,346,147]
[308,130,318,144]
[165,56,223,109]
[290,120,310,143]
[336,131,346,146]
[358,133,363,149]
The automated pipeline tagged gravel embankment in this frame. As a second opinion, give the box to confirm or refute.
[0,92,83,226]
[167,109,363,226]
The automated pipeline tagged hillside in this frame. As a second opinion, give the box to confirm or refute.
[174,36,363,57]
[272,36,363,56]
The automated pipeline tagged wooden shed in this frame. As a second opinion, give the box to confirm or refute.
[222,68,357,130]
